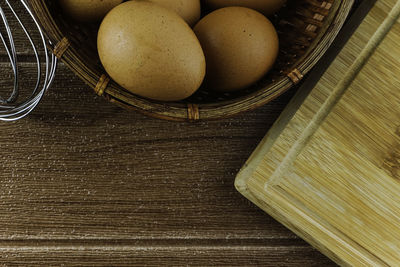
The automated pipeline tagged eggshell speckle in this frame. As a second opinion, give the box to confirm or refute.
[98,1,206,101]
[145,0,201,26]
[194,7,279,92]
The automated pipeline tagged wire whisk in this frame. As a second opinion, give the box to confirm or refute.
[0,0,57,121]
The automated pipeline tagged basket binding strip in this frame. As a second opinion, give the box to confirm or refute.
[30,0,354,121]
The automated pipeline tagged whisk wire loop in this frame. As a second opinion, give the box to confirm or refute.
[0,0,57,121]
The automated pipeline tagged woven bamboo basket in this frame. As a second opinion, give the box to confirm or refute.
[30,0,353,121]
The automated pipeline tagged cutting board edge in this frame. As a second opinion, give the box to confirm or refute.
[235,0,377,194]
[235,183,353,266]
[234,0,385,265]
[235,72,316,193]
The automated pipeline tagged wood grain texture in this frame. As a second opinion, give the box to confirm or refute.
[236,0,400,266]
[0,64,333,264]
[0,244,331,267]
[0,1,369,265]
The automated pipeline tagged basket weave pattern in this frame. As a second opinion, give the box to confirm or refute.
[31,0,353,121]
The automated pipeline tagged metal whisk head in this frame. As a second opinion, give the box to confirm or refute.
[0,0,57,121]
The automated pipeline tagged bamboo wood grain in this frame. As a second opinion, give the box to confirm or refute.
[267,0,400,189]
[236,0,400,266]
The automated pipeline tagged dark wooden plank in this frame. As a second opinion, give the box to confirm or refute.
[0,244,334,266]
[0,63,335,264]
[0,63,300,240]
[0,1,346,263]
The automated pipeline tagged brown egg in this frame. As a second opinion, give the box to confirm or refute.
[145,0,201,26]
[59,0,123,22]
[194,7,279,92]
[98,1,206,101]
[204,0,286,16]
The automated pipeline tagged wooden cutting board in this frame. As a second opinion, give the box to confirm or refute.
[235,0,400,266]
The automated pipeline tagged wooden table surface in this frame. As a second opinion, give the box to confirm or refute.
[0,2,340,266]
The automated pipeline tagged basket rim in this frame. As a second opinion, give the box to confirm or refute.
[31,0,354,121]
